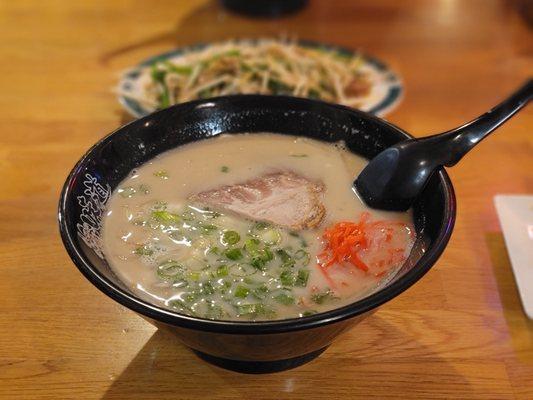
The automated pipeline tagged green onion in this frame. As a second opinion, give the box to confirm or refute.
[134,245,153,256]
[224,248,243,260]
[234,285,250,298]
[276,249,295,268]
[150,64,166,82]
[205,302,225,320]
[243,276,256,285]
[199,223,218,234]
[235,303,260,315]
[201,281,215,295]
[252,285,269,300]
[198,88,213,99]
[151,64,170,108]
[334,50,353,61]
[218,280,232,294]
[260,247,274,262]
[311,289,338,305]
[252,221,270,232]
[235,303,272,316]
[168,299,195,315]
[183,291,200,303]
[153,170,169,179]
[294,249,310,266]
[259,229,281,245]
[240,63,252,72]
[229,263,256,277]
[274,293,295,305]
[163,61,193,75]
[160,89,171,107]
[301,310,317,317]
[223,49,241,57]
[216,265,229,277]
[267,78,291,95]
[208,246,220,255]
[180,210,196,221]
[222,230,240,245]
[244,238,260,253]
[206,49,241,66]
[205,210,221,219]
[151,210,180,224]
[295,269,310,287]
[156,260,185,280]
[250,257,266,271]
[308,89,321,99]
[187,271,201,281]
[220,166,229,173]
[280,270,295,286]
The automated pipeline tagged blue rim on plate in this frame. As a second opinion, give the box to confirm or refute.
[118,40,403,118]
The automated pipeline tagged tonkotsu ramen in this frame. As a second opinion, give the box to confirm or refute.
[102,133,415,321]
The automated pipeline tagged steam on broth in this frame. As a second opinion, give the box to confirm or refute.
[102,133,415,321]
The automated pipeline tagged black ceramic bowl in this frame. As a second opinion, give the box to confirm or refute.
[58,95,455,373]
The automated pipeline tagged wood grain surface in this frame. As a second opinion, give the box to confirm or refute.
[0,1,532,399]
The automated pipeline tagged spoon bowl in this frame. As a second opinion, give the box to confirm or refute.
[355,80,532,211]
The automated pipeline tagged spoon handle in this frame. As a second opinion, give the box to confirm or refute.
[431,79,532,167]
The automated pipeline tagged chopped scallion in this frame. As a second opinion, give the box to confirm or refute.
[222,230,240,245]
[274,293,295,305]
[224,248,243,260]
[154,170,169,179]
[234,285,250,298]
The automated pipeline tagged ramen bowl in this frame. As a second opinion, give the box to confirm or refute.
[58,95,455,373]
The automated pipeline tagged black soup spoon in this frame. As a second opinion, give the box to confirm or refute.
[354,79,532,211]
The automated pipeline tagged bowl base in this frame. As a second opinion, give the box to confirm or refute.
[191,346,328,374]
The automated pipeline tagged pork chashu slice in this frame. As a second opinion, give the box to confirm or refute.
[190,171,325,230]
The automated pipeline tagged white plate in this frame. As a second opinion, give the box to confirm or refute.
[117,40,403,118]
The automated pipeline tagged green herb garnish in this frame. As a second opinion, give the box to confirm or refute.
[216,265,229,277]
[311,289,338,305]
[154,170,169,179]
[280,270,295,286]
[151,210,180,224]
[276,249,295,268]
[224,248,243,260]
[134,245,153,256]
[234,285,250,298]
[222,230,240,245]
[259,228,281,245]
[163,61,193,75]
[274,293,295,305]
[156,260,185,281]
[295,269,310,287]
[294,249,310,266]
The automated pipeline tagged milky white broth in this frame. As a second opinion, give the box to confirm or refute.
[102,133,414,320]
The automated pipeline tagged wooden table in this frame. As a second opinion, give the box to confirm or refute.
[1,1,531,398]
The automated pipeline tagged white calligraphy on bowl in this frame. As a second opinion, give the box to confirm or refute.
[76,173,111,258]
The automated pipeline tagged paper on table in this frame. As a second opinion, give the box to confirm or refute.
[494,195,533,319]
